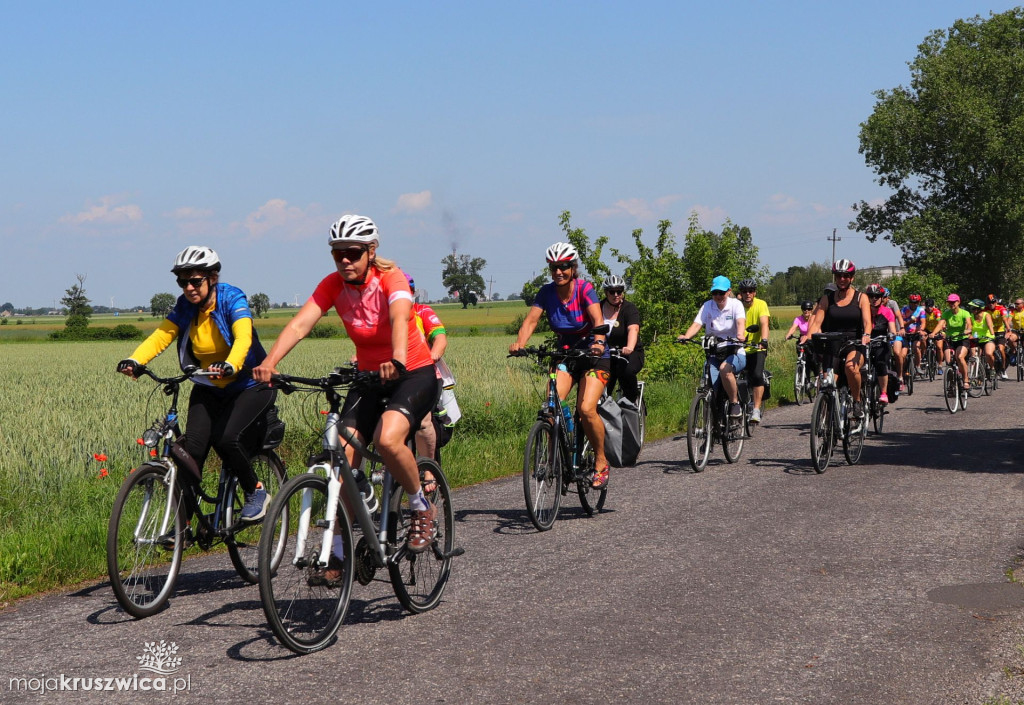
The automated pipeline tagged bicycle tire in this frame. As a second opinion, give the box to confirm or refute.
[258,472,354,655]
[107,462,185,618]
[637,397,647,455]
[809,392,834,474]
[904,366,914,396]
[721,404,745,464]
[943,369,959,413]
[1018,358,1023,382]
[389,459,455,614]
[967,356,984,398]
[867,379,884,434]
[842,392,866,466]
[522,420,562,531]
[226,451,288,584]
[576,437,607,515]
[794,362,806,406]
[686,392,713,472]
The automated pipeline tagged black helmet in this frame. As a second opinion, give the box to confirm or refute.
[800,300,814,311]
[737,278,757,291]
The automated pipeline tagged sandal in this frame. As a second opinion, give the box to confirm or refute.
[591,465,610,490]
[420,469,437,495]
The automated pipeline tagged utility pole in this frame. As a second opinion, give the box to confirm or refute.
[827,228,842,262]
[486,276,495,315]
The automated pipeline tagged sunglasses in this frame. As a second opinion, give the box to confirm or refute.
[332,246,367,263]
[711,290,727,296]
[835,273,854,280]
[867,294,882,300]
[176,276,207,289]
[549,262,573,272]
[739,289,755,294]
[605,288,624,295]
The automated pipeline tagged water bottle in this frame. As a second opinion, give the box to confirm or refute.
[560,401,574,433]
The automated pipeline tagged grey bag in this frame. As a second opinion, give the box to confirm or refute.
[598,396,642,468]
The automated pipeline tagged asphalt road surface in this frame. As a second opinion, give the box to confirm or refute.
[4,373,1024,704]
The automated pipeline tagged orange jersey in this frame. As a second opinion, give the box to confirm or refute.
[311,267,434,372]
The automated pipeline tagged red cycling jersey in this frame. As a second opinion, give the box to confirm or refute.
[311,267,434,372]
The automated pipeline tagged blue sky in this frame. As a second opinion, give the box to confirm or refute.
[2,1,1016,309]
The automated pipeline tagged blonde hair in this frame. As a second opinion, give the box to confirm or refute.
[369,245,395,272]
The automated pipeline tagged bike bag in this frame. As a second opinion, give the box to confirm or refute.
[260,405,286,450]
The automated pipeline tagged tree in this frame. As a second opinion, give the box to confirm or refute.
[150,293,176,318]
[61,274,92,331]
[1,302,12,313]
[877,267,955,305]
[441,253,486,308]
[762,262,834,306]
[249,292,271,318]
[852,9,1024,296]
[560,210,611,287]
[519,271,548,306]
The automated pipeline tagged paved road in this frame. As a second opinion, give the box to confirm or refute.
[4,375,1024,704]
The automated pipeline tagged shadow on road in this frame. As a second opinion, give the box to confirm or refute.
[867,426,1024,474]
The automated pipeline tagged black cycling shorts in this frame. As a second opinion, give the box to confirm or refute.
[340,365,440,444]
[745,350,766,387]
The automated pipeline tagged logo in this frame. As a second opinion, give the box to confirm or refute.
[136,641,182,676]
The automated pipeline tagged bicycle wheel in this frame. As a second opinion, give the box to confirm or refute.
[637,396,647,453]
[967,357,984,397]
[686,392,713,472]
[576,437,607,515]
[226,451,288,584]
[388,459,455,614]
[522,419,562,531]
[991,363,999,391]
[842,394,866,466]
[809,392,834,474]
[943,369,959,413]
[107,462,185,618]
[926,349,936,382]
[904,365,914,395]
[1018,358,1023,382]
[259,472,354,655]
[722,404,745,464]
[868,380,884,434]
[794,362,807,405]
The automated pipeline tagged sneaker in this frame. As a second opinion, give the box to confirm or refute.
[749,408,762,424]
[852,401,864,420]
[879,392,889,404]
[1001,372,1010,381]
[729,403,742,418]
[241,487,269,522]
[406,501,437,554]
[899,382,905,392]
[307,555,345,588]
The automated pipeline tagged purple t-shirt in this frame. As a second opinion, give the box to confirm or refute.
[533,278,600,345]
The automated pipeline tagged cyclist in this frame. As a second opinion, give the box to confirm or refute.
[805,259,872,422]
[116,246,275,521]
[968,298,997,380]
[881,288,906,394]
[736,279,770,424]
[510,242,611,489]
[864,284,898,404]
[599,274,645,404]
[785,300,819,379]
[922,297,944,364]
[677,275,747,426]
[252,215,441,559]
[1008,298,1024,364]
[928,294,972,386]
[984,294,1010,380]
[901,293,927,378]
[406,274,454,463]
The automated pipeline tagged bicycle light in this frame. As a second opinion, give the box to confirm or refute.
[141,428,161,448]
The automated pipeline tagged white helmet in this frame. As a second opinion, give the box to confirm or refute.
[545,242,578,263]
[171,245,221,273]
[602,275,626,289]
[329,214,378,247]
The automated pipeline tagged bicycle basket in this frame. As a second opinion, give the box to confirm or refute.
[261,405,286,450]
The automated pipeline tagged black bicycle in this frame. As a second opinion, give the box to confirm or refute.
[510,344,608,531]
[807,333,868,473]
[257,367,462,654]
[922,335,940,382]
[107,365,287,618]
[678,336,750,472]
[788,335,817,405]
[862,336,891,435]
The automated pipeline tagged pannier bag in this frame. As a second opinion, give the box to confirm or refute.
[261,405,286,450]
[598,396,642,468]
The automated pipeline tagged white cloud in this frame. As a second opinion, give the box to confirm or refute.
[591,194,686,220]
[756,193,849,227]
[394,190,433,213]
[60,195,143,225]
[235,199,322,240]
[689,204,730,228]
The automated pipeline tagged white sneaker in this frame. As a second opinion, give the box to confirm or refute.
[750,408,762,424]
[1000,372,1009,380]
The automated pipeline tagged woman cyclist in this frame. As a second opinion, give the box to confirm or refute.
[928,294,972,386]
[253,215,440,560]
[117,246,276,521]
[785,300,819,379]
[510,242,611,489]
[677,275,747,425]
[864,284,898,404]
[599,274,644,404]
[805,259,872,422]
[968,298,997,380]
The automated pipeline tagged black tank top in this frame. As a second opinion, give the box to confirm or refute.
[822,290,864,335]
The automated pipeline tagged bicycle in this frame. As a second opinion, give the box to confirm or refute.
[107,365,287,618]
[807,333,868,473]
[966,343,989,398]
[922,335,940,382]
[257,367,462,654]
[788,336,817,406]
[677,336,750,472]
[607,346,648,458]
[862,336,890,435]
[942,338,969,414]
[902,333,920,395]
[510,345,608,531]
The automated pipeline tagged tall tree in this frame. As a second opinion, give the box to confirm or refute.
[852,8,1024,295]
[61,274,92,331]
[441,253,486,308]
[150,292,176,318]
[249,292,271,318]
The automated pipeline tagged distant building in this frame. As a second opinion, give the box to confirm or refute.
[861,265,907,280]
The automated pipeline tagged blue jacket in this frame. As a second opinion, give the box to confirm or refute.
[166,282,266,393]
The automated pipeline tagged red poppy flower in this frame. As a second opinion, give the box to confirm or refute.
[93,453,108,462]
[98,468,109,478]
